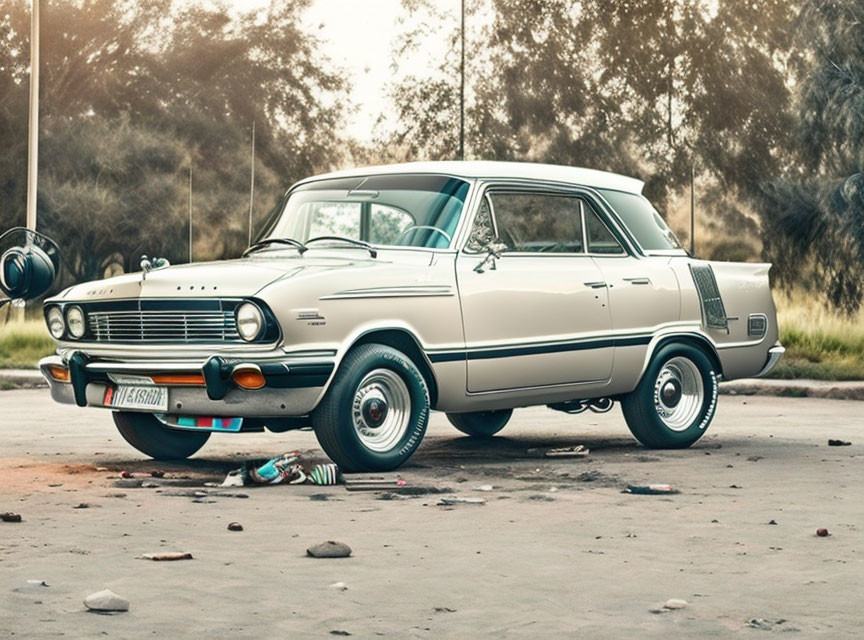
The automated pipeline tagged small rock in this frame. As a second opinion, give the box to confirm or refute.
[227,522,243,532]
[768,520,778,525]
[476,485,494,492]
[747,456,763,462]
[26,580,49,587]
[140,481,159,488]
[84,589,130,613]
[664,598,689,610]
[816,528,830,537]
[329,581,348,591]
[1,512,22,523]
[307,541,352,558]
[73,503,91,509]
[330,631,351,637]
[434,606,456,613]
[748,618,789,631]
[828,439,851,447]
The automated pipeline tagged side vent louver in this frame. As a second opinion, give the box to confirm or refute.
[689,264,728,331]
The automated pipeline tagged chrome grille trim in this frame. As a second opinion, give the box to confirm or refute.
[85,301,243,344]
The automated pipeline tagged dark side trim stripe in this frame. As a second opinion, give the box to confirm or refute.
[426,335,652,363]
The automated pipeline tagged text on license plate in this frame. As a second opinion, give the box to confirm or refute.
[107,385,168,412]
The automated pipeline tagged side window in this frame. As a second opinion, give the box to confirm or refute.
[585,204,625,255]
[466,196,496,252]
[369,204,413,244]
[487,192,584,253]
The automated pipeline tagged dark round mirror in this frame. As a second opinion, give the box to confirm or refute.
[0,227,61,301]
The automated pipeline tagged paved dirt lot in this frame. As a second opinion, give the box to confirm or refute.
[1,389,862,638]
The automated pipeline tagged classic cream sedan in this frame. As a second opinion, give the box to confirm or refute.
[40,161,783,471]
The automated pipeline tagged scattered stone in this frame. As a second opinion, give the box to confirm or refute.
[330,631,351,637]
[307,541,352,558]
[227,522,243,532]
[527,494,555,502]
[434,606,457,613]
[309,494,331,501]
[476,485,494,492]
[747,455,764,462]
[1,512,22,523]
[138,552,194,561]
[748,618,791,631]
[664,598,689,610]
[816,528,830,537]
[329,581,348,591]
[828,439,851,447]
[768,520,778,525]
[26,580,49,587]
[73,503,91,509]
[140,481,159,488]
[376,492,402,501]
[84,589,130,613]
[729,484,742,489]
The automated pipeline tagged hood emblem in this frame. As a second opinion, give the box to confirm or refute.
[140,255,170,281]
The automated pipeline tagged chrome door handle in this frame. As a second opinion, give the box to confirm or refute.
[584,281,607,289]
[624,277,651,285]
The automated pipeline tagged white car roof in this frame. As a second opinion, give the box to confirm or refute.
[297,161,644,195]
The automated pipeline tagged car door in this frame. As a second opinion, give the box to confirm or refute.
[583,200,681,338]
[455,187,614,393]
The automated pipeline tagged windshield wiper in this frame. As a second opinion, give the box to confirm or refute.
[305,236,377,258]
[243,237,307,257]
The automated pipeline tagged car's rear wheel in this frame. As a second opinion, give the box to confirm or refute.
[621,343,719,449]
[447,409,512,437]
[311,343,430,472]
[113,412,210,460]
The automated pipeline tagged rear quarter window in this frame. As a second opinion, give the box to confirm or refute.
[599,189,682,252]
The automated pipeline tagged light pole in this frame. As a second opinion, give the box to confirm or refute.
[458,0,465,161]
[25,0,40,231]
[248,120,255,245]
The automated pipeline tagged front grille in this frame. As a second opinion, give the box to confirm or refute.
[690,264,728,331]
[89,309,240,343]
[71,298,276,344]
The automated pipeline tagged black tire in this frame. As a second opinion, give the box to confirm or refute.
[621,343,719,449]
[447,409,513,437]
[113,412,210,460]
[311,343,430,472]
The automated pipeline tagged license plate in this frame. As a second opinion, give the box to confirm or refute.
[109,385,168,412]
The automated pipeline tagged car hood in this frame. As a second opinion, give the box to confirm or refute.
[51,254,380,302]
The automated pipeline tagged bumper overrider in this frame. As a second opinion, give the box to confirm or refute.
[39,351,335,424]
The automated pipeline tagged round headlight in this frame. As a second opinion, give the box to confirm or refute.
[66,305,86,339]
[46,306,65,339]
[236,302,264,342]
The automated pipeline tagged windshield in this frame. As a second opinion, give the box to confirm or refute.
[261,174,470,250]
[598,189,683,252]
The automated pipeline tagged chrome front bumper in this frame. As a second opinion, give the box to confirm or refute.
[39,352,335,417]
[754,344,785,378]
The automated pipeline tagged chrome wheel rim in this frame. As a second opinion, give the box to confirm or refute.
[351,368,411,452]
[653,356,704,431]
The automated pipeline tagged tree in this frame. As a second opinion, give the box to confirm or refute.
[761,0,864,313]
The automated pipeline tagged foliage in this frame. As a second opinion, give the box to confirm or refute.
[0,0,347,288]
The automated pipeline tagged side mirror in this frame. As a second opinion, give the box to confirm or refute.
[0,227,61,303]
[473,239,509,273]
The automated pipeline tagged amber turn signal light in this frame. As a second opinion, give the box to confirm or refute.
[150,373,206,386]
[47,365,71,382]
[231,368,266,390]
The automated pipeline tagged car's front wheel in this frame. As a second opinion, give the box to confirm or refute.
[447,409,512,437]
[311,344,430,472]
[113,412,210,460]
[621,343,719,449]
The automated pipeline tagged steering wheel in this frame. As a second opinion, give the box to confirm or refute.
[395,225,452,246]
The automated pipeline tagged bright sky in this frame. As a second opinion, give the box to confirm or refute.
[235,0,460,142]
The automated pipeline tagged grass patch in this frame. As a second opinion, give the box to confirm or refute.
[0,319,54,369]
[770,291,864,380]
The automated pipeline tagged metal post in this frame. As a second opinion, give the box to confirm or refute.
[188,165,193,263]
[25,0,40,231]
[248,120,255,246]
[689,161,695,256]
[459,0,465,161]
